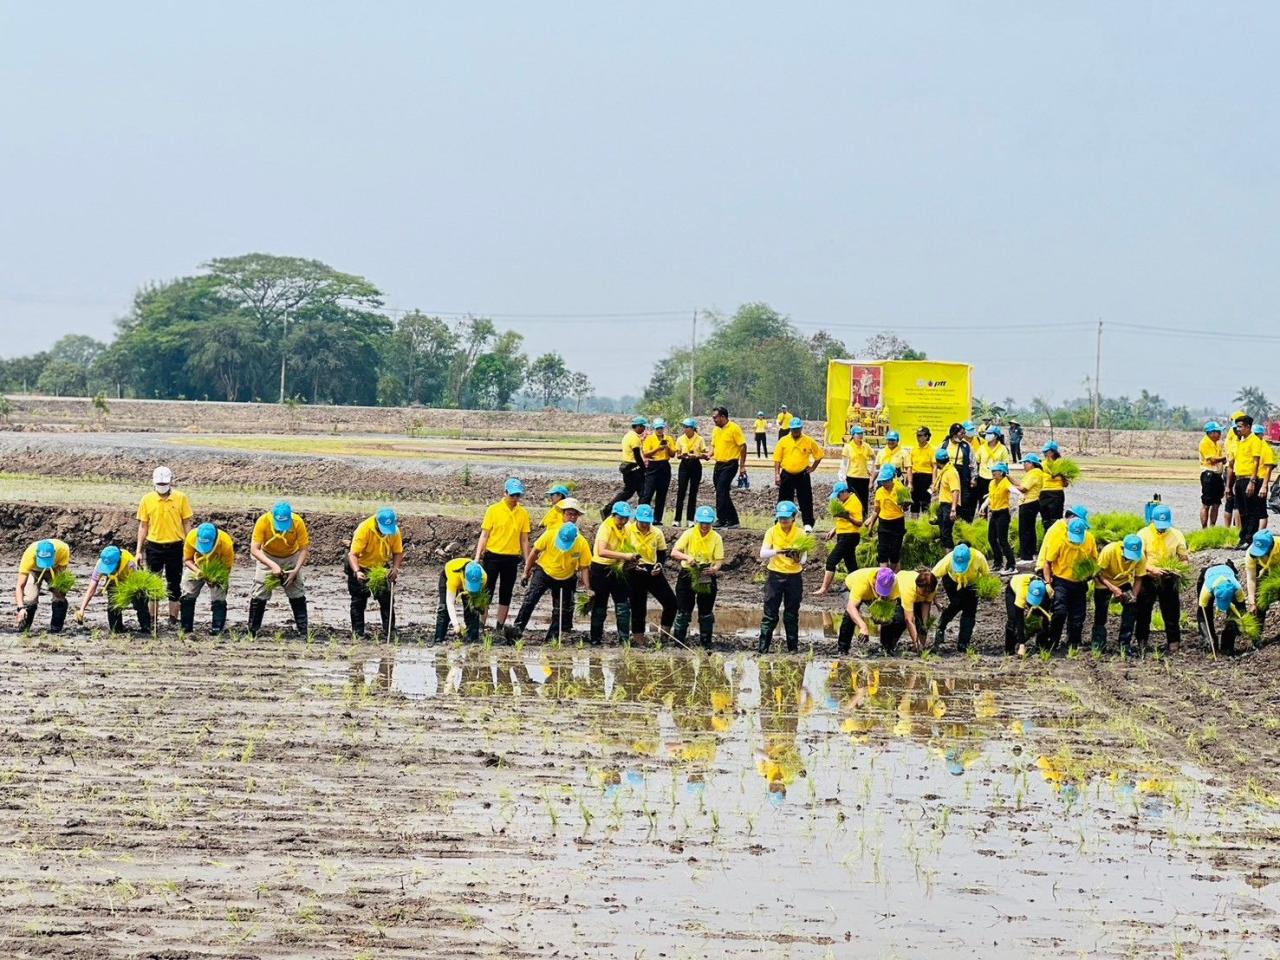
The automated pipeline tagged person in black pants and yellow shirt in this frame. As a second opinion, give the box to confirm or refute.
[753,412,769,458]
[604,417,648,518]
[1042,517,1097,651]
[865,466,910,571]
[474,478,532,634]
[710,407,747,529]
[758,500,807,653]
[931,544,990,652]
[944,424,974,522]
[984,462,1017,571]
[135,465,193,624]
[1091,534,1145,655]
[625,504,676,642]
[640,418,677,525]
[514,513,592,643]
[1039,440,1069,528]
[590,502,637,644]
[1134,505,1188,651]
[347,508,404,637]
[1016,454,1044,562]
[671,505,724,648]
[773,417,824,532]
[673,418,707,528]
[815,480,863,595]
[933,447,961,550]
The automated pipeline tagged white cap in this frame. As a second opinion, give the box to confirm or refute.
[558,497,584,513]
[152,466,173,487]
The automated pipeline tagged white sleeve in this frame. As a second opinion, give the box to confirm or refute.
[446,584,461,628]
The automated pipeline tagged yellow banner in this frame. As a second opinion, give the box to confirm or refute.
[825,360,972,446]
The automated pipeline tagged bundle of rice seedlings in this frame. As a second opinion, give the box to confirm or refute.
[262,572,284,593]
[1090,513,1145,546]
[197,558,231,591]
[1186,526,1241,552]
[828,499,851,520]
[975,575,1002,601]
[1230,609,1261,643]
[1071,557,1102,582]
[112,570,167,610]
[894,484,914,506]
[366,565,390,597]
[466,588,491,612]
[49,570,77,596]
[575,590,595,615]
[789,534,817,556]
[687,562,714,595]
[1160,558,1194,587]
[868,598,897,625]
[1044,458,1081,482]
[608,545,638,577]
[1258,573,1280,612]
[1025,610,1049,634]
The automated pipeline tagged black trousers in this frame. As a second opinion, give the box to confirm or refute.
[761,570,803,652]
[936,575,978,651]
[1092,585,1136,653]
[481,551,521,606]
[1040,490,1065,528]
[937,503,955,550]
[778,470,814,527]
[674,568,718,646]
[973,476,990,512]
[1049,578,1088,649]
[627,567,677,637]
[1194,565,1242,655]
[1018,502,1040,561]
[588,563,631,643]
[1235,476,1265,545]
[605,464,644,516]
[434,569,482,642]
[674,459,702,523]
[988,508,1015,569]
[641,460,673,524]
[1004,587,1048,654]
[712,461,740,526]
[1200,470,1226,507]
[1010,441,1022,462]
[513,567,575,641]
[107,591,153,634]
[347,560,392,634]
[848,477,871,514]
[145,540,184,602]
[1135,573,1182,648]
[825,533,861,573]
[957,467,976,521]
[911,473,932,515]
[877,517,905,565]
[754,433,768,457]
[879,603,925,654]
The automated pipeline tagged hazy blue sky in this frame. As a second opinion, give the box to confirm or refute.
[2,1,1276,408]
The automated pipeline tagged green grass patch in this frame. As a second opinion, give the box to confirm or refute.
[975,575,1002,601]
[1187,526,1240,552]
[1090,512,1145,546]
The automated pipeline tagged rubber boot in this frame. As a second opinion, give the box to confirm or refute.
[615,602,632,643]
[288,597,308,636]
[49,600,68,634]
[758,616,777,654]
[210,600,227,635]
[782,611,799,653]
[957,609,975,653]
[350,599,366,637]
[589,605,607,646]
[180,596,196,633]
[134,596,153,634]
[247,598,267,637]
[698,614,715,650]
[837,616,855,655]
[18,604,37,633]
[672,610,691,643]
[107,607,125,634]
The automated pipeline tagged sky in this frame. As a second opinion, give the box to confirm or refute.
[1,1,1276,409]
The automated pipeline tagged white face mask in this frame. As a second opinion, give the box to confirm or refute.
[154,485,171,494]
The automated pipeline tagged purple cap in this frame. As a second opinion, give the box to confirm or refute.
[874,567,897,598]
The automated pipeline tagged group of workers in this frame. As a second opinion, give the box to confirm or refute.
[1197,412,1277,539]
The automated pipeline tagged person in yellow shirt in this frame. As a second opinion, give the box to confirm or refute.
[839,425,874,513]
[673,418,708,528]
[14,538,71,633]
[758,501,808,653]
[135,465,194,624]
[816,481,864,596]
[773,417,824,531]
[775,405,791,441]
[752,411,769,458]
[1224,410,1247,529]
[474,477,533,633]
[1004,574,1053,655]
[865,466,909,570]
[1042,517,1098,651]
[908,427,936,516]
[1196,563,1247,655]
[514,500,591,642]
[433,557,489,643]
[1134,504,1188,652]
[874,431,911,483]
[76,545,151,634]
[1245,529,1278,611]
[974,429,1011,511]
[590,502,638,644]
[604,416,648,519]
[180,522,235,634]
[984,462,1017,571]
[931,544,990,651]
[541,484,572,533]
[932,447,962,549]
[671,505,724,648]
[1016,454,1045,562]
[1039,441,1069,528]
[838,565,898,653]
[944,423,975,522]
[247,501,310,636]
[347,508,404,637]
[882,567,940,654]
[624,504,676,642]
[1238,422,1278,543]
[639,419,677,525]
[1091,535,1146,655]
[710,406,747,528]
[1198,422,1227,529]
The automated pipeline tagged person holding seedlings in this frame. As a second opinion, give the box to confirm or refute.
[76,545,153,634]
[671,505,724,649]
[640,418,677,524]
[1008,419,1024,463]
[931,543,990,652]
[865,465,910,570]
[1199,422,1228,529]
[673,418,707,528]
[874,430,911,483]
[944,423,975,521]
[589,502,637,644]
[474,477,532,633]
[433,557,488,643]
[625,504,676,642]
[1016,454,1045,562]
[515,511,592,643]
[710,406,747,529]
[775,405,791,441]
[1229,416,1266,544]
[347,507,404,638]
[1039,440,1069,528]
[135,465,193,625]
[773,417,824,532]
[887,567,940,653]
[13,538,71,633]
[839,424,874,513]
[986,462,1017,572]
[180,522,235,633]
[1035,504,1094,574]
[1091,534,1146,655]
[604,416,648,518]
[540,484,572,534]
[248,501,310,637]
[837,566,899,654]
[974,429,1010,511]
[1245,530,1279,637]
[933,447,962,550]
[908,427,936,515]
[1196,562,1248,655]
[815,480,863,596]
[1135,504,1189,651]
[1005,574,1053,655]
[758,500,809,653]
[753,411,769,458]
[1041,516,1098,651]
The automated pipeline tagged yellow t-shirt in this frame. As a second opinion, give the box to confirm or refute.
[540,504,564,533]
[481,500,532,556]
[753,418,767,433]
[936,464,961,507]
[976,442,1010,480]
[625,521,668,564]
[932,549,991,588]
[593,518,631,566]
[350,516,404,569]
[183,528,236,568]
[763,522,806,575]
[1263,440,1278,469]
[988,475,1013,511]
[1199,435,1225,471]
[1020,468,1044,503]
[1010,574,1053,609]
[874,481,907,522]
[1137,525,1188,566]
[832,495,863,534]
[776,412,791,429]
[1042,535,1098,582]
[136,490,194,544]
[909,444,936,473]
[1199,567,1245,610]
[1247,545,1280,579]
[533,529,592,580]
[642,433,676,462]
[896,569,934,609]
[252,512,310,558]
[444,556,488,593]
[1035,520,1098,572]
[842,440,874,479]
[672,526,724,568]
[677,432,706,458]
[774,434,824,474]
[711,422,746,462]
[1042,460,1067,492]
[845,566,894,604]
[18,539,71,575]
[1233,434,1265,476]
[621,429,645,466]
[1097,541,1147,588]
[875,446,911,474]
[1226,430,1240,459]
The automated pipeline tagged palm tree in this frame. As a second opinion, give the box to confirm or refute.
[1234,385,1274,420]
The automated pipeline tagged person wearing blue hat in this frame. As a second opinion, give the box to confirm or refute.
[180,522,236,634]
[1041,516,1098,651]
[77,544,152,634]
[604,417,649,519]
[758,501,807,652]
[933,446,961,550]
[773,417,824,533]
[672,418,708,528]
[1016,455,1045,562]
[931,543,991,652]
[985,462,1017,571]
[474,478,533,634]
[671,505,724,648]
[588,501,638,643]
[624,504,677,642]
[1245,529,1278,618]
[944,423,975,521]
[1196,562,1247,654]
[540,484,572,535]
[875,430,910,483]
[974,430,1011,516]
[815,481,864,596]
[1005,574,1053,655]
[1199,422,1228,529]
[247,501,311,637]
[640,419,677,525]
[865,465,910,570]
[752,412,769,458]
[514,506,593,643]
[1038,440,1069,528]
[347,508,404,637]
[775,405,791,441]
[907,427,936,516]
[1091,534,1147,655]
[840,425,874,514]
[1135,504,1188,652]
[709,407,748,529]
[1034,504,1093,575]
[14,538,72,633]
[431,558,489,643]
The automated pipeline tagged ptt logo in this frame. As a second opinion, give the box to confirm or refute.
[915,379,948,388]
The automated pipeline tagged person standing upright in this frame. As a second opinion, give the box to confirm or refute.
[775,405,790,442]
[908,427,936,516]
[753,412,769,458]
[474,478,532,633]
[135,465,193,625]
[710,407,747,529]
[640,418,677,525]
[604,417,648,518]
[773,417,824,532]
[1199,422,1228,529]
[840,425,874,514]
[1231,416,1267,547]
[1039,440,1069,528]
[1016,454,1045,563]
[1224,410,1247,529]
[944,424,974,522]
[673,418,707,528]
[933,448,961,549]
[1008,420,1023,463]
[974,429,1010,512]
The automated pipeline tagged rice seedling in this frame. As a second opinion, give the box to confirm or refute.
[894,484,914,506]
[789,534,817,556]
[261,573,284,593]
[198,558,231,591]
[607,545,638,577]
[1231,609,1261,643]
[1044,457,1081,482]
[828,499,852,520]
[1071,557,1102,582]
[1258,573,1280,612]
[1025,610,1049,635]
[975,575,1002,601]
[1160,558,1194,587]
[466,588,491,613]
[953,518,989,548]
[48,570,77,595]
[365,566,390,597]
[1090,512,1145,545]
[575,591,595,616]
[1186,526,1241,552]
[868,599,897,625]
[112,570,167,610]
[687,562,714,595]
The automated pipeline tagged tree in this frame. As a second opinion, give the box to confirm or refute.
[569,371,593,412]
[526,353,570,407]
[858,332,926,361]
[186,314,266,401]
[203,254,382,402]
[379,311,457,406]
[468,331,526,409]
[1234,386,1274,420]
[446,316,496,406]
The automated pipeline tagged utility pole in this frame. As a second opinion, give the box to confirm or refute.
[1092,318,1102,429]
[688,309,697,417]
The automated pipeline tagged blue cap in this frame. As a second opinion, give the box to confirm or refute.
[194,522,218,555]
[505,477,525,496]
[1042,440,1060,454]
[1204,421,1222,434]
[886,431,900,442]
[682,418,697,429]
[788,417,803,430]
[1213,576,1239,613]
[951,544,972,574]
[1122,534,1144,562]
[463,561,485,594]
[1250,530,1275,558]
[694,505,716,524]
[376,507,398,536]
[634,504,655,524]
[962,421,976,432]
[992,462,1009,474]
[1067,518,1087,545]
[1253,424,1266,436]
[851,425,864,436]
[1026,578,1048,607]
[548,484,570,498]
[1151,504,1172,532]
[97,545,123,575]
[831,480,849,497]
[775,501,798,520]
[556,522,579,550]
[876,465,897,484]
[1066,505,1090,527]
[1023,454,1043,466]
[611,502,631,519]
[34,539,57,570]
[935,448,950,462]
[631,416,648,427]
[653,418,667,430]
[271,501,294,532]
[757,411,765,417]
[984,429,998,438]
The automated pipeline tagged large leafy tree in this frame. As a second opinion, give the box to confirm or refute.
[378,311,459,406]
[468,331,527,410]
[526,352,570,407]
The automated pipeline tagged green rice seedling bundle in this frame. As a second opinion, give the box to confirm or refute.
[828,499,852,520]
[575,590,595,615]
[198,558,231,591]
[366,565,390,597]
[1186,526,1241,552]
[789,534,817,556]
[1090,513,1145,546]
[1071,557,1102,582]
[608,545,638,577]
[49,570,77,596]
[1230,609,1261,643]
[262,572,284,593]
[1160,558,1194,587]
[953,519,989,549]
[975,575,1002,601]
[112,570,167,610]
[1044,457,1081,482]
[466,588,491,612]
[1258,573,1280,612]
[1025,610,1049,634]
[868,598,897,625]
[687,561,714,595]
[894,484,914,506]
